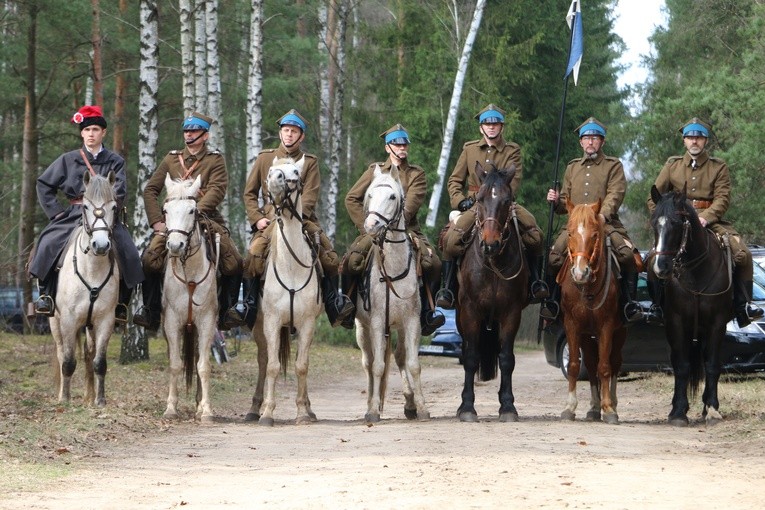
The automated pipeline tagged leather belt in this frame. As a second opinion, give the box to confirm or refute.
[468,185,480,192]
[691,199,712,209]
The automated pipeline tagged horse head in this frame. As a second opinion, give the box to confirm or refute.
[474,162,516,256]
[267,156,305,217]
[650,184,698,279]
[82,170,117,256]
[163,174,202,257]
[363,164,404,236]
[565,198,603,284]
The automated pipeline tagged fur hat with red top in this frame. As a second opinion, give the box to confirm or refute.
[71,105,107,131]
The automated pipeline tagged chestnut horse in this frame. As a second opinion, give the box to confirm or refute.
[558,199,625,424]
[649,185,732,426]
[456,163,529,422]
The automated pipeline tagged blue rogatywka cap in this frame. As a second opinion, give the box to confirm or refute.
[381,124,410,144]
[681,117,710,138]
[277,109,308,132]
[475,103,506,124]
[182,111,212,131]
[576,117,607,138]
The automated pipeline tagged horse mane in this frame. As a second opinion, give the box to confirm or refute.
[84,173,116,203]
[568,202,604,235]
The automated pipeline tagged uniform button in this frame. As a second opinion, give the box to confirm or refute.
[692,176,696,180]
[584,192,589,197]
[586,173,590,177]
[585,182,589,186]
[691,188,696,192]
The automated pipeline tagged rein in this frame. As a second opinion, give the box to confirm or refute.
[567,234,615,312]
[476,204,526,281]
[72,228,116,330]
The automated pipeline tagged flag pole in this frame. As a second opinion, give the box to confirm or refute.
[538,0,581,340]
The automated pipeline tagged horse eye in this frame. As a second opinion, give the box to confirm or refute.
[389,194,396,200]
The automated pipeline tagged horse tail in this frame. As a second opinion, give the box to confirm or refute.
[478,323,500,382]
[688,338,704,399]
[379,335,393,413]
[183,323,198,391]
[279,326,290,378]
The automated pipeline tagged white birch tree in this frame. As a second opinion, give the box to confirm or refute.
[193,0,208,113]
[180,0,194,114]
[246,0,264,170]
[317,3,331,164]
[204,0,223,151]
[425,0,486,228]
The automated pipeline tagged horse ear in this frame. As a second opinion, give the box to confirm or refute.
[295,155,305,173]
[191,175,202,195]
[107,170,116,186]
[475,161,487,182]
[373,163,382,178]
[505,164,516,184]
[164,173,174,190]
[650,185,662,205]
[565,197,575,214]
[389,163,400,182]
[592,198,602,215]
[83,170,91,186]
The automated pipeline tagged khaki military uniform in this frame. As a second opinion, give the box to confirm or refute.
[344,159,441,281]
[549,151,638,271]
[243,143,338,277]
[646,150,752,279]
[143,146,242,276]
[441,137,542,258]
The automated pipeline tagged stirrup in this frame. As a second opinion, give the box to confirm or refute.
[115,303,129,324]
[133,306,160,330]
[529,280,550,303]
[219,308,245,331]
[435,288,455,310]
[645,304,664,326]
[34,295,55,317]
[623,302,643,323]
[539,300,559,321]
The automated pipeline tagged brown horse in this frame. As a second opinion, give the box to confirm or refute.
[456,163,529,422]
[558,199,625,424]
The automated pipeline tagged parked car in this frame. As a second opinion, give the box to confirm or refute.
[0,286,50,334]
[542,270,765,379]
[419,307,462,358]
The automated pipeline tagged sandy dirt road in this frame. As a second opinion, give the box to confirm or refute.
[3,350,764,509]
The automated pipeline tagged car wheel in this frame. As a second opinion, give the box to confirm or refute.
[558,336,588,381]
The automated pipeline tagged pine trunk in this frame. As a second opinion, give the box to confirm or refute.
[91,0,103,107]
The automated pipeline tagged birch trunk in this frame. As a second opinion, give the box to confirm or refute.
[180,0,194,114]
[193,0,208,113]
[121,0,159,363]
[246,0,264,170]
[345,0,359,179]
[426,0,486,228]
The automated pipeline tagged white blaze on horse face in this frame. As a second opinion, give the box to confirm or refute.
[652,216,669,274]
[571,220,589,282]
[491,186,498,200]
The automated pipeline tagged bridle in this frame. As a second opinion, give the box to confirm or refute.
[474,200,525,281]
[565,220,613,312]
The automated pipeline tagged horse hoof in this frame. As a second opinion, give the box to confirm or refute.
[404,408,417,420]
[244,412,260,423]
[296,415,313,425]
[668,416,689,427]
[364,412,381,424]
[561,410,576,421]
[258,416,274,427]
[585,411,601,422]
[458,412,478,423]
[200,414,215,425]
[308,410,317,421]
[499,412,519,423]
[417,410,431,421]
[603,412,619,425]
[95,398,107,408]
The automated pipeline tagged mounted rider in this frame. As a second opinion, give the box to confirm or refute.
[436,104,548,309]
[29,105,143,323]
[133,111,245,332]
[540,117,643,323]
[645,117,764,327]
[342,124,446,335]
[242,109,354,328]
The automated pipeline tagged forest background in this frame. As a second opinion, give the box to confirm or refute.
[2,0,765,337]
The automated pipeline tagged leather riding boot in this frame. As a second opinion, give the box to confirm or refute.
[539,280,560,321]
[218,274,245,331]
[242,277,260,329]
[733,274,764,328]
[435,260,458,310]
[323,274,355,328]
[339,275,357,330]
[620,271,643,323]
[420,280,445,336]
[115,279,132,324]
[34,272,58,317]
[645,277,664,326]
[133,275,162,331]
[526,253,550,303]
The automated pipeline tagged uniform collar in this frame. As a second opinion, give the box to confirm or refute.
[184,145,208,160]
[480,136,508,151]
[279,142,303,159]
[683,150,709,168]
[383,158,409,172]
[579,150,605,166]
[83,144,104,158]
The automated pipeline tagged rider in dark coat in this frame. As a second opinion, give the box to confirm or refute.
[29,105,144,322]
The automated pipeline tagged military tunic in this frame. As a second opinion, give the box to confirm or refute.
[30,146,144,288]
[549,151,636,270]
[646,150,750,276]
[442,137,542,259]
[143,146,242,275]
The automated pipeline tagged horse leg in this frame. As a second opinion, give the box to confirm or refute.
[92,323,113,408]
[596,328,619,425]
[668,351,691,426]
[195,322,215,424]
[561,326,582,421]
[245,318,267,422]
[364,324,388,423]
[581,337,601,422]
[294,321,317,425]
[702,337,724,426]
[259,317,282,427]
[497,337,518,423]
[457,337,479,422]
[54,322,76,403]
[401,321,430,421]
[164,330,182,420]
[355,323,378,422]
[82,329,96,405]
[393,330,416,419]
[609,327,626,417]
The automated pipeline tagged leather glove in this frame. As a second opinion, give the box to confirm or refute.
[458,197,475,212]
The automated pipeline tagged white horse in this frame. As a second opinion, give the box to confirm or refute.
[355,165,429,423]
[245,156,322,426]
[51,171,119,406]
[161,175,218,423]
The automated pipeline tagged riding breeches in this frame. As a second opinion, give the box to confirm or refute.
[440,203,543,261]
[708,221,753,280]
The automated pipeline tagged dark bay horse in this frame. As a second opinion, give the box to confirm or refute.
[649,185,733,426]
[559,199,625,424]
[456,163,529,422]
